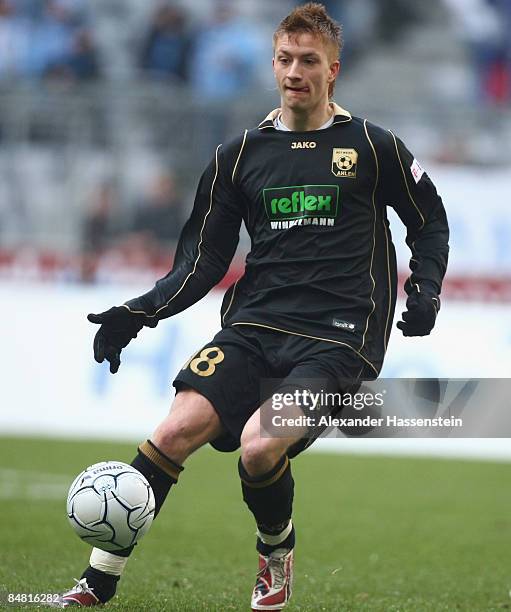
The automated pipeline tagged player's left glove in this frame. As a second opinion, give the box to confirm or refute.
[87,306,157,373]
[396,287,440,337]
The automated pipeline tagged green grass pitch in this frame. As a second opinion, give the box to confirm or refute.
[0,436,510,611]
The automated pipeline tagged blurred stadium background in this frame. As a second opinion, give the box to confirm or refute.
[1,1,511,609]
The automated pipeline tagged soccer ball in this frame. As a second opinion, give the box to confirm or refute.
[67,461,155,552]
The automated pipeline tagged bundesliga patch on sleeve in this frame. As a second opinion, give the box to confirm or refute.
[410,158,425,184]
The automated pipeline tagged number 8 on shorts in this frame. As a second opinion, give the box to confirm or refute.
[184,347,225,377]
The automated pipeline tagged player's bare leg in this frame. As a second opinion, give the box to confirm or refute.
[152,388,224,464]
[240,401,308,611]
[53,390,223,607]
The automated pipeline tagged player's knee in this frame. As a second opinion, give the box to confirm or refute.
[154,415,190,447]
[240,435,283,477]
[152,390,216,461]
[152,418,193,462]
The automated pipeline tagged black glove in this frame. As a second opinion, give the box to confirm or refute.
[396,289,440,337]
[87,306,156,373]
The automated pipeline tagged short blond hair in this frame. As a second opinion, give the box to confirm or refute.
[273,3,343,61]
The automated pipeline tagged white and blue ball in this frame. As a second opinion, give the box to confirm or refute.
[67,461,155,552]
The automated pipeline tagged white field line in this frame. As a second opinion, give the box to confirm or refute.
[0,468,70,500]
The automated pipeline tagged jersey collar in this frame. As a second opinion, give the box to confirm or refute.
[258,102,352,131]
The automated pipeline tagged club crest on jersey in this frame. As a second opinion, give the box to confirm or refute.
[331,148,358,178]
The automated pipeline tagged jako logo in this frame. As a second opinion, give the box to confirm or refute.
[263,185,339,221]
[291,141,316,149]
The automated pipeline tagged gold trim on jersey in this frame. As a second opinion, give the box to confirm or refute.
[389,130,425,228]
[125,144,222,319]
[360,120,378,353]
[221,279,239,326]
[230,321,378,376]
[382,213,392,351]
[232,129,248,183]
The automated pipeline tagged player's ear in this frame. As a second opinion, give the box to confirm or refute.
[329,59,340,83]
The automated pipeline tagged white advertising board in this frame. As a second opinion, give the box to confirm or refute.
[1,283,510,458]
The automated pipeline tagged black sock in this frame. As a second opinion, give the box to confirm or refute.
[239,455,295,550]
[81,566,119,603]
[109,440,184,558]
[131,440,183,517]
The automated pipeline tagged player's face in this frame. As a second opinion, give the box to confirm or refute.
[273,33,339,114]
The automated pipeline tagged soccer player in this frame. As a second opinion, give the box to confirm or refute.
[53,3,449,609]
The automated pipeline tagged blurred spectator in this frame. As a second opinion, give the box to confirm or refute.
[0,0,94,81]
[140,3,190,82]
[319,0,376,67]
[82,180,118,254]
[443,0,510,105]
[66,28,100,80]
[80,179,119,283]
[0,0,30,80]
[318,0,415,54]
[14,0,43,19]
[188,2,266,158]
[46,27,100,81]
[24,0,79,78]
[188,2,265,101]
[16,0,87,20]
[374,0,421,44]
[486,0,511,104]
[128,171,184,250]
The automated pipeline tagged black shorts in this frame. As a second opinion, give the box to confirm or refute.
[173,325,365,456]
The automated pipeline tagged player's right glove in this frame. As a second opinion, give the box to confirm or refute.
[87,306,157,373]
[396,288,440,337]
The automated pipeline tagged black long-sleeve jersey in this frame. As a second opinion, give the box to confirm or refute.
[125,104,449,377]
